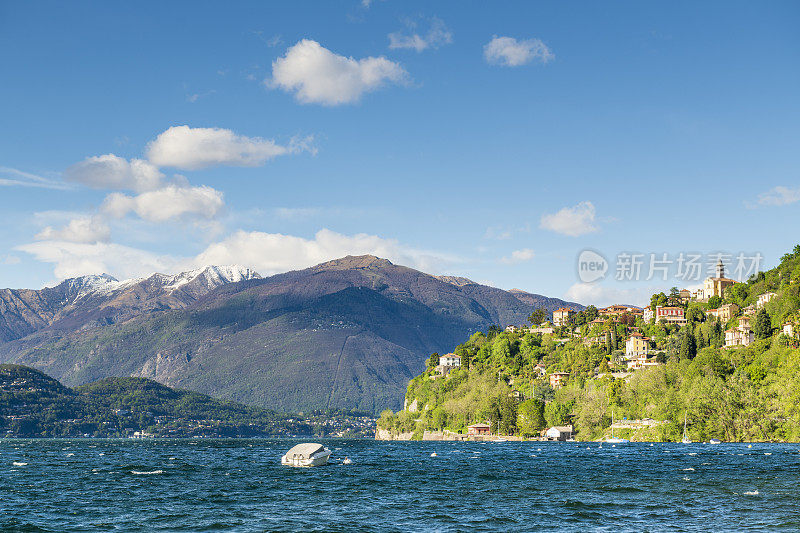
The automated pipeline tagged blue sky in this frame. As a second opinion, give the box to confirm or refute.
[1,1,798,306]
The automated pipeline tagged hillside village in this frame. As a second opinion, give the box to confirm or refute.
[378,246,800,443]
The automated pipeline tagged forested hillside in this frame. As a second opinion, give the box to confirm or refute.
[379,245,800,442]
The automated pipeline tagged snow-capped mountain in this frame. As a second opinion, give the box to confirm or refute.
[0,265,261,342]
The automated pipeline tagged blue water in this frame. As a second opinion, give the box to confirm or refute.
[2,439,800,532]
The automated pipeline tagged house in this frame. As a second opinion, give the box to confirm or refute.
[534,363,547,377]
[742,304,756,316]
[706,303,739,322]
[505,325,519,333]
[679,289,692,303]
[626,354,661,371]
[625,333,650,359]
[643,307,654,323]
[545,425,573,441]
[467,423,491,436]
[784,323,797,338]
[757,292,778,309]
[725,323,754,348]
[702,259,738,300]
[599,305,636,316]
[654,306,687,325]
[549,372,570,389]
[436,353,461,375]
[552,308,575,327]
[528,326,555,335]
[739,315,752,330]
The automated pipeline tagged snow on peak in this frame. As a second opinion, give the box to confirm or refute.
[162,265,261,291]
[64,273,120,299]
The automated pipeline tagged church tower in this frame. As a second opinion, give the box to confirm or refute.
[716,258,724,279]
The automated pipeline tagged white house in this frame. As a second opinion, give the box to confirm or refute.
[436,353,462,375]
[545,425,573,441]
[757,292,778,309]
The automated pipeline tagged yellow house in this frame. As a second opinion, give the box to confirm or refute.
[625,333,650,359]
[706,303,739,322]
[552,308,575,327]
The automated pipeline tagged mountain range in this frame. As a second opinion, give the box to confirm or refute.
[0,256,582,413]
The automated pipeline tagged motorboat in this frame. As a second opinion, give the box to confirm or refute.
[709,438,722,444]
[281,443,332,467]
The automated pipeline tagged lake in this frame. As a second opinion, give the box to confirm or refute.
[2,439,800,531]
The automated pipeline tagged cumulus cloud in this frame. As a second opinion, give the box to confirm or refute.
[540,201,599,237]
[564,282,662,308]
[35,216,111,244]
[16,241,180,281]
[269,39,408,105]
[484,36,554,67]
[500,248,535,264]
[388,17,452,52]
[101,184,224,223]
[750,185,800,208]
[146,125,312,170]
[195,228,453,275]
[64,155,164,192]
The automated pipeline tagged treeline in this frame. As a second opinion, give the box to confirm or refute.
[0,365,371,438]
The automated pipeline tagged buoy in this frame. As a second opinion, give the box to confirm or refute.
[430,452,437,457]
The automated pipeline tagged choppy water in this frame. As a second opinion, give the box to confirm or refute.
[2,439,800,532]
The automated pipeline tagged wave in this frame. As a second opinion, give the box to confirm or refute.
[683,467,695,471]
[131,469,163,475]
[12,461,27,466]
[744,490,759,496]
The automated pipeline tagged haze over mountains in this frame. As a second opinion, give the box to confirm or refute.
[0,256,582,413]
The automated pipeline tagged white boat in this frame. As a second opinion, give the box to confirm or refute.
[709,438,722,444]
[281,443,332,467]
[492,438,508,443]
[605,411,629,444]
[681,413,692,444]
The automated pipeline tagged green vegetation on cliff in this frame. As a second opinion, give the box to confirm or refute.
[379,245,800,442]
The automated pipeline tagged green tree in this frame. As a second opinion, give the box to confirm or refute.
[707,296,722,310]
[517,398,545,436]
[753,308,772,339]
[544,401,571,427]
[679,329,697,359]
[427,353,440,368]
[528,308,547,326]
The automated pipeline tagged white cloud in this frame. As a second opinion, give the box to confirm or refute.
[195,228,453,275]
[1,255,21,265]
[269,39,408,105]
[35,216,111,244]
[101,184,224,223]
[64,155,164,192]
[751,185,800,208]
[484,36,554,67]
[0,167,71,190]
[564,282,661,308]
[540,201,599,237]
[388,18,452,52]
[16,240,180,281]
[146,125,311,170]
[500,248,535,264]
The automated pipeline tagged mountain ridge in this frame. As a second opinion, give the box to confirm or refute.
[0,256,582,413]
